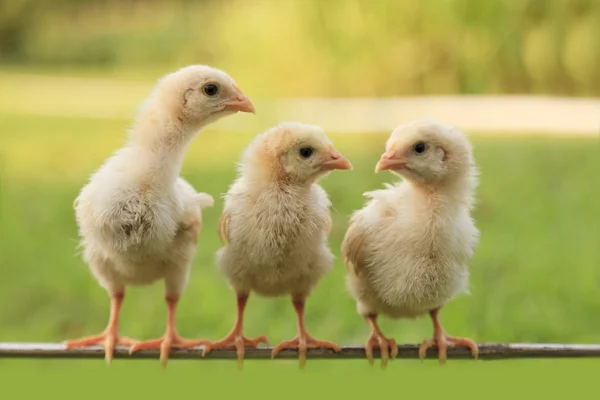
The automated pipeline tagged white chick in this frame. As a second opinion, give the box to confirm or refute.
[342,119,479,366]
[66,65,255,366]
[204,122,352,368]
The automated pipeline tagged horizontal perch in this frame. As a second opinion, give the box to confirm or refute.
[1,342,600,360]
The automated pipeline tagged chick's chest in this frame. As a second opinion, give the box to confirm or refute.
[237,190,325,251]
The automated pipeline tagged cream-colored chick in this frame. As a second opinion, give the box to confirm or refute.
[204,122,352,367]
[342,119,479,366]
[66,65,255,366]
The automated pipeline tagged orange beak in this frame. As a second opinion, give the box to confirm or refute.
[321,149,353,171]
[375,150,405,173]
[222,88,256,114]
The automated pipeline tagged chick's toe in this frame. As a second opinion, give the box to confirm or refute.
[64,293,137,364]
[272,335,341,368]
[128,298,211,367]
[364,314,397,368]
[419,309,478,364]
[272,298,340,368]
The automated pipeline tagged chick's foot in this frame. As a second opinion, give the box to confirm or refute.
[419,308,478,364]
[272,334,341,368]
[128,333,210,367]
[364,314,397,368]
[64,292,134,364]
[202,292,268,368]
[203,332,269,368]
[272,297,341,368]
[128,297,210,367]
[419,334,478,364]
[65,331,137,364]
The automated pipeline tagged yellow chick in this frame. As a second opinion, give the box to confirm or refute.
[342,119,479,366]
[66,65,255,366]
[205,122,352,367]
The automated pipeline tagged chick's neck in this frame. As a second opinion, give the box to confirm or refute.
[127,116,198,186]
[410,170,476,210]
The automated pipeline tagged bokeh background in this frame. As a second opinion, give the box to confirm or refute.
[0,0,599,398]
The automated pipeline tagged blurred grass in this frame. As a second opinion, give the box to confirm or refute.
[0,112,599,393]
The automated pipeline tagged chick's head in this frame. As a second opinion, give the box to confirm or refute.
[375,119,474,185]
[244,122,352,185]
[153,65,255,126]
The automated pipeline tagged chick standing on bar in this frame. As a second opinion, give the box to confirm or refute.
[66,65,255,366]
[206,122,352,367]
[342,119,479,366]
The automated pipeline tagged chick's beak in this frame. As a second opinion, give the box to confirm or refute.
[375,150,405,173]
[321,150,353,171]
[222,89,256,114]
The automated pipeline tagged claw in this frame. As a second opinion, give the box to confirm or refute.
[64,293,127,364]
[365,331,397,368]
[203,333,269,369]
[420,309,478,364]
[363,314,397,368]
[65,332,136,364]
[129,334,211,368]
[272,335,341,368]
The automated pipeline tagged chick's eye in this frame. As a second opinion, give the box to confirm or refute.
[413,142,427,154]
[202,83,219,97]
[299,147,313,158]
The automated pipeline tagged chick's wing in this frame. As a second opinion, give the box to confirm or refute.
[218,211,231,245]
[341,214,369,278]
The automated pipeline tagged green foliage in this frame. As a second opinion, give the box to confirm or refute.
[1,0,598,96]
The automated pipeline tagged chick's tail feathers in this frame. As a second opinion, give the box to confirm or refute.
[195,193,215,209]
[363,183,396,200]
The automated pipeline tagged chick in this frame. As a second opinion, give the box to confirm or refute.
[65,65,255,366]
[204,122,351,367]
[342,119,479,366]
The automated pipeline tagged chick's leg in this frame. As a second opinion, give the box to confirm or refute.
[202,293,269,368]
[64,291,137,364]
[272,296,341,368]
[364,314,398,367]
[418,308,478,364]
[129,296,211,367]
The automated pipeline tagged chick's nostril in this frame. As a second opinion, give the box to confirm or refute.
[383,151,397,160]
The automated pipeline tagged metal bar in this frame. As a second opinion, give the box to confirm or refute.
[1,342,600,360]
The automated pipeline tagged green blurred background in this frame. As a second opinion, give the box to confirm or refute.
[0,0,599,397]
[1,0,599,96]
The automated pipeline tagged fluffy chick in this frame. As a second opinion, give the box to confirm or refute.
[66,65,255,366]
[342,119,479,366]
[205,122,352,368]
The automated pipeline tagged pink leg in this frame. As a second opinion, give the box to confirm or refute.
[419,308,478,364]
[202,293,269,369]
[129,297,212,367]
[272,296,341,368]
[65,292,137,364]
[364,313,398,368]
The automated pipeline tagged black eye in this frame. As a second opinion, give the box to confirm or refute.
[413,142,427,154]
[202,83,219,97]
[299,147,313,158]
